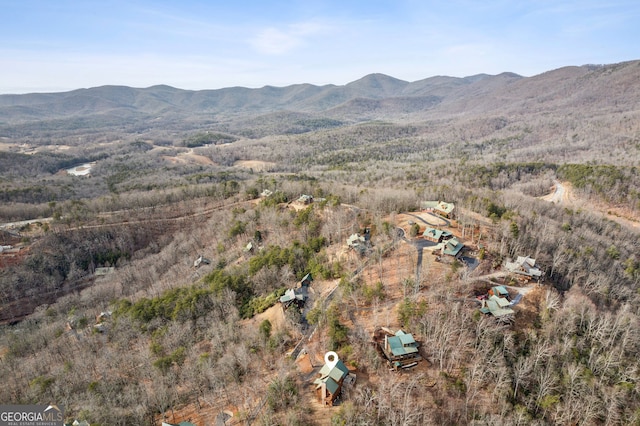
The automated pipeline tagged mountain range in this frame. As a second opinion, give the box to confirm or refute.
[1,60,639,127]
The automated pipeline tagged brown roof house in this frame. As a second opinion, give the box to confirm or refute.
[314,351,353,406]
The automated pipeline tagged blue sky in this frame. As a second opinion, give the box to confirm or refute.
[1,0,638,93]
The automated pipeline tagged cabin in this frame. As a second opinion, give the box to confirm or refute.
[422,227,453,243]
[279,273,312,310]
[383,330,419,361]
[505,256,543,280]
[435,237,464,259]
[297,194,314,204]
[314,351,351,406]
[374,327,422,369]
[421,201,455,218]
[347,232,370,255]
[480,298,515,323]
[488,285,510,300]
[279,287,308,310]
[480,286,515,323]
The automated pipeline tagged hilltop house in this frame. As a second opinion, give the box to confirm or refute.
[314,351,352,406]
[505,256,543,280]
[347,229,371,255]
[421,201,455,218]
[279,288,307,309]
[297,194,314,204]
[422,227,453,243]
[279,273,312,310]
[435,237,464,259]
[374,328,421,369]
[480,286,515,323]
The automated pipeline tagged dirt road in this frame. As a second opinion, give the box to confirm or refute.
[540,181,640,229]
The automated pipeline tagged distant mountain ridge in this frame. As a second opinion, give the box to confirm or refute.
[0,60,639,125]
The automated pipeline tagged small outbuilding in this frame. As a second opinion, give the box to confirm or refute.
[193,255,211,268]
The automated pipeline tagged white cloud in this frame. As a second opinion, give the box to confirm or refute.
[249,21,330,55]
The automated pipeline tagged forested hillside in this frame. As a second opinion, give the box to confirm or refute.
[1,60,640,425]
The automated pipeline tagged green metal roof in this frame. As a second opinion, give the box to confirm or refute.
[484,299,514,317]
[442,238,464,256]
[398,334,416,345]
[324,377,340,394]
[279,287,307,303]
[490,295,511,308]
[316,359,349,395]
[318,359,349,382]
[423,227,442,239]
[424,228,453,240]
[436,201,455,214]
[421,201,439,209]
[279,289,296,303]
[328,364,348,382]
[387,334,419,357]
[492,285,509,296]
[301,273,313,284]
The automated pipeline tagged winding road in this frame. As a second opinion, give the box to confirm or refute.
[540,180,640,229]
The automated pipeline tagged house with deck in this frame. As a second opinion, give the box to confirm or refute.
[314,351,352,406]
[421,201,455,218]
[422,227,453,243]
[505,256,543,280]
[374,327,422,369]
[347,230,371,255]
[435,237,464,259]
[279,273,313,310]
[480,285,515,323]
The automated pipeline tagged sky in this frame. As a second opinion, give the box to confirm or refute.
[1,0,639,93]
